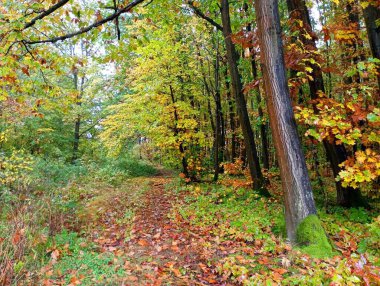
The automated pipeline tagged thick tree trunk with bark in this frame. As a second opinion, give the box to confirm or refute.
[255,0,317,242]
[287,0,367,208]
[220,0,269,196]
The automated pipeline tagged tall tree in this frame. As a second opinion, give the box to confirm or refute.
[243,3,270,170]
[71,71,85,163]
[220,0,268,195]
[255,0,319,241]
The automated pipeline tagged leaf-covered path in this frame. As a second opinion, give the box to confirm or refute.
[90,172,225,286]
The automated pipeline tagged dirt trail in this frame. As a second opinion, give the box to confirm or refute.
[116,174,221,286]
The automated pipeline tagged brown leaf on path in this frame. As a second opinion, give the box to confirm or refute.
[138,239,150,246]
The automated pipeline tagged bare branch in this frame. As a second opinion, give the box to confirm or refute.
[186,1,223,32]
[25,0,145,44]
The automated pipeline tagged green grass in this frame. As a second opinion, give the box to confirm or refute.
[44,231,127,285]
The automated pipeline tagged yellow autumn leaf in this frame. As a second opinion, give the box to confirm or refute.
[360,2,370,9]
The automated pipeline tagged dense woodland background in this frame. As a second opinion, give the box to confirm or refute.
[1,0,380,285]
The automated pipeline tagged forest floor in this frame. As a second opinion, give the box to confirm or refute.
[36,170,380,286]
[93,171,223,285]
[40,171,229,285]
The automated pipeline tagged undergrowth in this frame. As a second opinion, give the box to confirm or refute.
[0,151,156,285]
[171,180,380,285]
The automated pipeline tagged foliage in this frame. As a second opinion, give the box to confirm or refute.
[0,0,380,284]
[0,149,34,192]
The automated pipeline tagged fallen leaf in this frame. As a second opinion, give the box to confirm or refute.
[138,239,150,246]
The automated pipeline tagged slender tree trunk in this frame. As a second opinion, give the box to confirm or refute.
[169,85,190,179]
[251,53,270,170]
[207,98,215,134]
[345,1,361,84]
[71,73,85,164]
[287,0,367,208]
[214,46,222,181]
[362,2,380,90]
[244,4,270,170]
[256,0,317,242]
[225,69,237,161]
[220,0,269,196]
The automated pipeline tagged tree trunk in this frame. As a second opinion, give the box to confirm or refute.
[220,0,269,196]
[251,52,270,170]
[243,5,270,170]
[71,73,85,164]
[169,85,191,179]
[345,0,362,84]
[255,0,317,242]
[225,69,237,161]
[287,0,367,208]
[214,46,222,181]
[362,2,380,90]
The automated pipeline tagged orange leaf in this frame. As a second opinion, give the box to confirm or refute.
[274,268,288,275]
[171,268,181,277]
[138,239,150,246]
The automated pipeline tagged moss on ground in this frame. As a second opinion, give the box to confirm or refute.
[296,214,333,258]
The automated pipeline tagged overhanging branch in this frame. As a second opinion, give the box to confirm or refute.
[25,0,145,44]
[23,0,70,30]
[186,1,223,32]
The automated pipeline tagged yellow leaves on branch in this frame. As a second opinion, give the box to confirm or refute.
[338,149,380,189]
[0,149,34,187]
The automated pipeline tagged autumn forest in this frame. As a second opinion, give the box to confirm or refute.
[1,0,380,285]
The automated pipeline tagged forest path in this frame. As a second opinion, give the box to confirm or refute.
[91,171,227,286]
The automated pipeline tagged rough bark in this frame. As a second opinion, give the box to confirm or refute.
[255,0,317,242]
[220,0,269,195]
